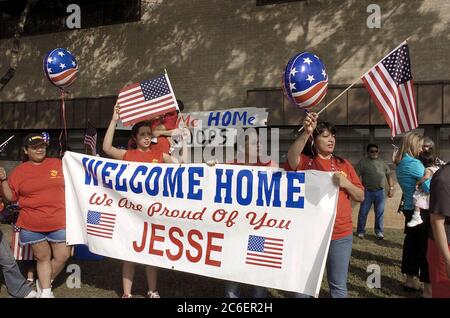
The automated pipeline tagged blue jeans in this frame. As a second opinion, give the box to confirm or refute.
[326,235,353,298]
[224,281,267,298]
[19,228,66,245]
[357,189,385,235]
[0,229,33,297]
[294,235,353,298]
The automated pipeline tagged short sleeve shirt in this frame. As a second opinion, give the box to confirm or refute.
[429,164,450,244]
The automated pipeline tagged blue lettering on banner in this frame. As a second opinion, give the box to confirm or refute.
[207,111,256,127]
[214,169,233,204]
[208,112,220,126]
[163,167,185,198]
[286,171,305,209]
[129,165,148,194]
[83,157,103,186]
[115,164,128,192]
[187,167,203,200]
[80,157,307,209]
[102,162,119,189]
[145,167,162,196]
[256,171,282,207]
[236,169,253,206]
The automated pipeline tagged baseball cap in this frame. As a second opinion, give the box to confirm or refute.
[23,133,49,147]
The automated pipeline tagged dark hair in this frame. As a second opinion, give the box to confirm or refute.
[418,148,436,168]
[302,121,344,163]
[176,99,185,112]
[128,121,152,149]
[366,144,378,152]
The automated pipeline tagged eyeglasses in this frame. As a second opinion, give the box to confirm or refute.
[369,150,378,153]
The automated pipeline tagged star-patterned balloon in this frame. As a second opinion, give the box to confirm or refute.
[283,52,328,109]
[43,48,78,89]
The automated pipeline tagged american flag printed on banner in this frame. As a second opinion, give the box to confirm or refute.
[245,235,284,269]
[86,210,116,239]
[118,74,178,126]
[11,225,34,261]
[361,42,418,137]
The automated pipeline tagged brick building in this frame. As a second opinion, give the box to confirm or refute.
[0,0,449,227]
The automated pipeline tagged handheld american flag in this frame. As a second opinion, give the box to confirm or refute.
[84,123,97,155]
[361,42,418,137]
[246,235,284,269]
[118,74,178,126]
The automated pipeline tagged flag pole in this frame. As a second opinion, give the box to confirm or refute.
[164,69,188,128]
[298,37,412,133]
[0,135,14,149]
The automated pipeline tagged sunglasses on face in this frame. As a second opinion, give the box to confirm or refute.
[369,150,378,153]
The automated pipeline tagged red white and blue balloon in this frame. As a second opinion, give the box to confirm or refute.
[283,52,328,109]
[43,48,78,89]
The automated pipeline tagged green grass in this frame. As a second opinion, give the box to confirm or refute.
[0,228,423,298]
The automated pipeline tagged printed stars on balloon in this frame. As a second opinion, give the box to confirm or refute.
[303,57,313,65]
[306,74,315,83]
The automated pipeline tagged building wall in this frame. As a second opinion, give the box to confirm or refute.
[0,0,449,111]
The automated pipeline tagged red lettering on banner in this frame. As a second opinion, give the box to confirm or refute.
[166,227,183,261]
[205,232,224,267]
[89,193,113,207]
[149,223,165,256]
[118,198,142,212]
[134,222,223,267]
[186,230,203,263]
[246,212,291,231]
[133,222,148,253]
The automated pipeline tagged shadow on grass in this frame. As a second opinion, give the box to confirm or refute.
[351,249,402,267]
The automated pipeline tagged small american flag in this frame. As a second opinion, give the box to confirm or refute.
[11,225,34,261]
[84,123,97,155]
[86,210,116,239]
[245,235,284,269]
[361,42,418,137]
[118,74,178,126]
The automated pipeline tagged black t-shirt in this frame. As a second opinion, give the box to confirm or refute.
[429,164,450,243]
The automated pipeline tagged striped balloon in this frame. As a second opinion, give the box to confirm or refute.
[283,52,328,109]
[43,48,78,89]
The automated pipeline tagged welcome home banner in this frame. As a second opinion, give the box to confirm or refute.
[116,107,268,130]
[63,152,338,297]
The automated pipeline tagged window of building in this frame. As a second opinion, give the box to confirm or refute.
[0,0,141,39]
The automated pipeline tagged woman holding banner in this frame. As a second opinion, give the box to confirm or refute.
[285,112,364,298]
[0,133,71,298]
[103,104,187,298]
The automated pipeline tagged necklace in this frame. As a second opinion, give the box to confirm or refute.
[307,154,336,171]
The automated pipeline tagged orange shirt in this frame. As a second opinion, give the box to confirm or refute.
[150,137,171,155]
[284,154,363,240]
[8,158,65,232]
[123,148,164,164]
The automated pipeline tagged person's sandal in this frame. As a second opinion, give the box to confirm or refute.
[146,290,160,298]
[121,294,133,298]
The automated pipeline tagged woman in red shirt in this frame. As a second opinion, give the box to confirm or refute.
[103,104,186,298]
[285,112,364,298]
[0,133,71,298]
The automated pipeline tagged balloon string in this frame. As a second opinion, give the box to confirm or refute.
[59,89,68,157]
